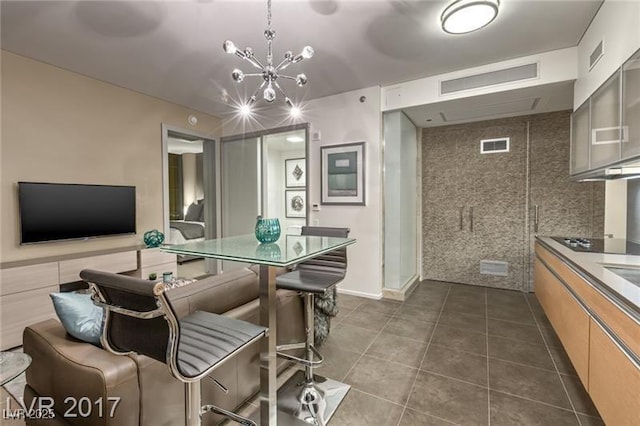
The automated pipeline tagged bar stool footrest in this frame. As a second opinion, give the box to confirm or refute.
[276,345,324,367]
[201,404,257,426]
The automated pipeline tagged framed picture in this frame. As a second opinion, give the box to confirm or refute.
[285,234,306,258]
[285,190,306,218]
[321,142,365,205]
[285,158,306,188]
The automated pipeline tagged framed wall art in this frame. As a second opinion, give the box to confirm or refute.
[285,157,306,188]
[320,142,365,205]
[285,190,306,218]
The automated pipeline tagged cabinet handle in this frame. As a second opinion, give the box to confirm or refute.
[469,206,474,233]
[534,205,540,234]
[459,207,464,231]
[592,317,640,370]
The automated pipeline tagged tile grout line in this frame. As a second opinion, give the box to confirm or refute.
[524,294,585,426]
[486,288,491,426]
[395,284,453,426]
[339,296,403,383]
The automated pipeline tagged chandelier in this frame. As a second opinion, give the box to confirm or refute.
[223,0,313,115]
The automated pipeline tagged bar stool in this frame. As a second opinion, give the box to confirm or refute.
[80,269,267,426]
[275,226,349,426]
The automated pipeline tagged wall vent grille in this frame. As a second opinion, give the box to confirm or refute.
[480,260,509,277]
[440,63,538,95]
[589,40,604,70]
[480,138,510,154]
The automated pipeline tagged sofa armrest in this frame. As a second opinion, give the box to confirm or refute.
[23,320,140,426]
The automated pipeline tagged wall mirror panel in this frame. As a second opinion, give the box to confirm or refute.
[162,124,218,278]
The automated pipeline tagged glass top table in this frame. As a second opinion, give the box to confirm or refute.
[162,234,355,425]
[1,352,32,386]
[161,234,355,267]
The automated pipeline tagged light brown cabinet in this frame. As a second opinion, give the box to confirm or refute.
[534,241,640,425]
[589,319,640,426]
[0,248,167,350]
[534,260,590,385]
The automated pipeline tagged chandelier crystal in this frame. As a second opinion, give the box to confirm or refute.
[223,0,313,114]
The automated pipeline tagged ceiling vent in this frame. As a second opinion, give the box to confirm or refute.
[480,260,509,277]
[589,40,604,71]
[440,63,538,95]
[480,138,510,154]
[440,97,540,122]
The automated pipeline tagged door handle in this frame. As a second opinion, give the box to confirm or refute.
[459,207,464,231]
[534,205,539,234]
[469,206,474,233]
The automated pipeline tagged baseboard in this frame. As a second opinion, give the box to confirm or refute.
[381,275,420,302]
[336,288,382,300]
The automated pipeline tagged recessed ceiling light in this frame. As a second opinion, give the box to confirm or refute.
[286,135,305,143]
[441,0,499,34]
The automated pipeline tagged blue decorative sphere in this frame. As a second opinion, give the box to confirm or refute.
[143,229,165,248]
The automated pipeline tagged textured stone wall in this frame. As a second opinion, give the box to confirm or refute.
[422,111,605,291]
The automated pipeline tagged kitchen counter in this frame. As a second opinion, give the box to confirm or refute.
[537,236,640,320]
[535,237,640,425]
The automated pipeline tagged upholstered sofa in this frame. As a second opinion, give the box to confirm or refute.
[22,267,305,425]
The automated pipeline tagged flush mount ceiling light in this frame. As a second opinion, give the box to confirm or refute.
[441,0,500,34]
[223,0,312,115]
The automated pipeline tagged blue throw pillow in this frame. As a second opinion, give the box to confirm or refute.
[50,292,104,346]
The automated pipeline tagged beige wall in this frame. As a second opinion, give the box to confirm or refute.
[223,86,384,299]
[1,51,221,262]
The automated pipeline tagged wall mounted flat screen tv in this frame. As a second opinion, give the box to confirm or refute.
[19,182,136,244]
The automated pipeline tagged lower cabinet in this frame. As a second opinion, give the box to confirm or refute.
[589,318,640,426]
[0,248,163,350]
[534,241,640,425]
[534,260,590,386]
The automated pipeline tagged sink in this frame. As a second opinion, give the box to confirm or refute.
[604,266,640,287]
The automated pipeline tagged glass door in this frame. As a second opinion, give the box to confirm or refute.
[221,136,261,271]
[383,112,418,290]
[220,126,308,271]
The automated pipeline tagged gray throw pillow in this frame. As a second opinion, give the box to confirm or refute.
[184,202,204,221]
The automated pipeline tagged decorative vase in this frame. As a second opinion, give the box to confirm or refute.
[255,217,281,243]
[255,243,282,260]
[143,229,165,248]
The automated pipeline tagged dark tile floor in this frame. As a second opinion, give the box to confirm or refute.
[318,280,604,426]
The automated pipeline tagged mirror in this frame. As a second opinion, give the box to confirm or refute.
[162,124,218,278]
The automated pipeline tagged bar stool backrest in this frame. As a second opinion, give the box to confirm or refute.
[79,269,175,364]
[297,226,349,277]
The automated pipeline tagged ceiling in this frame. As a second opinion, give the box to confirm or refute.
[264,129,306,151]
[1,1,602,118]
[404,81,576,127]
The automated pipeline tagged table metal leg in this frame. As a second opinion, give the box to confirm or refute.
[259,265,278,425]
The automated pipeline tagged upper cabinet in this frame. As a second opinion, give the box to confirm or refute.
[590,71,621,169]
[571,101,590,175]
[622,49,640,160]
[570,48,640,178]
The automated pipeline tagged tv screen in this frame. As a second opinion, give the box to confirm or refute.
[18,182,136,244]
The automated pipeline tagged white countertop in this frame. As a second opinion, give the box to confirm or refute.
[538,237,640,315]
